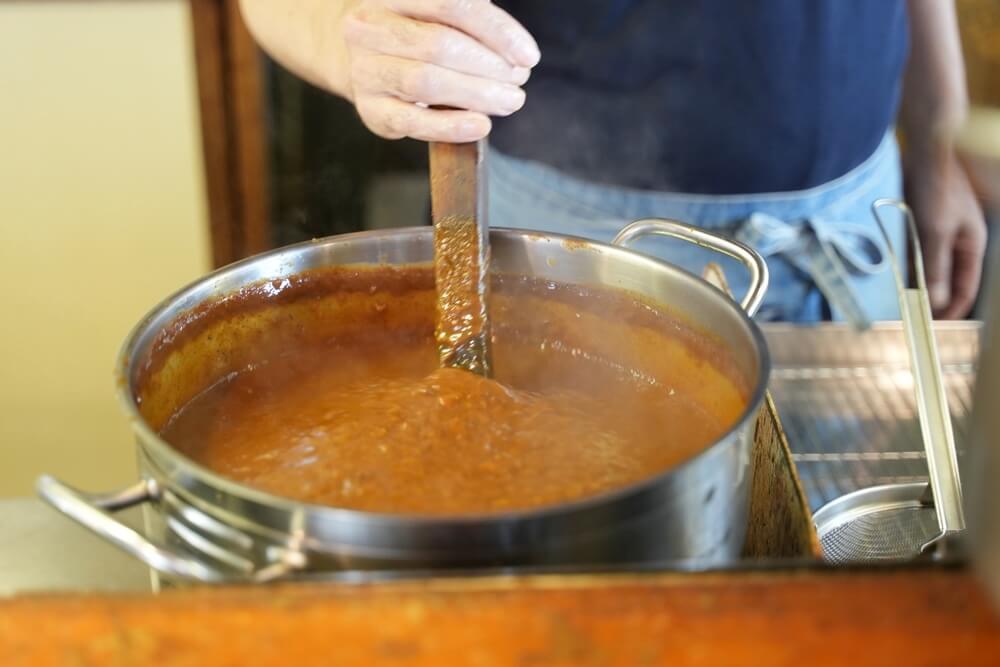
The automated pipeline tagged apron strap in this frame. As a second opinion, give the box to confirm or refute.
[733,213,887,330]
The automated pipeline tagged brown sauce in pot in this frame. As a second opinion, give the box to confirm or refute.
[153,268,748,515]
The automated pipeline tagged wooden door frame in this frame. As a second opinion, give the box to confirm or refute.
[189,0,270,267]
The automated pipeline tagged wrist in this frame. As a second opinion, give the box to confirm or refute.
[901,102,969,154]
[902,130,961,175]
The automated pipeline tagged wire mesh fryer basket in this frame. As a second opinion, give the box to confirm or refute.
[813,201,966,563]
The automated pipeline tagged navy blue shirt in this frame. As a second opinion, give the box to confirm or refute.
[491,1,909,194]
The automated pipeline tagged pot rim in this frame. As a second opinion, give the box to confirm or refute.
[115,226,771,527]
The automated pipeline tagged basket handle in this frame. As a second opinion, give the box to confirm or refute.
[871,199,966,552]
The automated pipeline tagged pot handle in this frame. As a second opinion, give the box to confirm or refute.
[37,475,294,584]
[611,218,769,317]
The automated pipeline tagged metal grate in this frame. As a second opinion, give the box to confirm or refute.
[763,323,980,512]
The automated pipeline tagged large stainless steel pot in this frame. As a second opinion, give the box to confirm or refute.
[38,220,770,584]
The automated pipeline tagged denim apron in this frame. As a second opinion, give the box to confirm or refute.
[488,132,905,325]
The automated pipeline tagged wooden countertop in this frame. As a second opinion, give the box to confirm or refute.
[1,568,996,666]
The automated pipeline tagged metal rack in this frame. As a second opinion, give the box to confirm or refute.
[764,322,981,511]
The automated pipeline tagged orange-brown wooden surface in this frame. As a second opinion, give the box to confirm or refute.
[1,570,996,666]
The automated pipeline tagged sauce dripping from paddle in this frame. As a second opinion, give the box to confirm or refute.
[429,139,492,376]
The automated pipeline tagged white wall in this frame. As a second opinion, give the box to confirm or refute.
[0,1,211,496]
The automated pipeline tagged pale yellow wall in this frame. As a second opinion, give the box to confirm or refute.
[0,1,210,496]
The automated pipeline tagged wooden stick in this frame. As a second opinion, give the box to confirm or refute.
[429,139,492,376]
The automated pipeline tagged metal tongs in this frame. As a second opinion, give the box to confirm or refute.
[871,199,965,554]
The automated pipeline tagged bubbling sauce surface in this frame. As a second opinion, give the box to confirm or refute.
[158,271,748,514]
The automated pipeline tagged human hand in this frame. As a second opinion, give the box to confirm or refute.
[341,0,539,142]
[905,144,988,319]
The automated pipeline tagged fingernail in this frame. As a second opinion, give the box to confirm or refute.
[496,87,526,115]
[512,39,541,68]
[457,117,491,140]
[930,283,950,309]
[510,66,531,86]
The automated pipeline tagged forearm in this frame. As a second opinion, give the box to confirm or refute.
[900,0,970,155]
[899,1,986,319]
[239,0,355,99]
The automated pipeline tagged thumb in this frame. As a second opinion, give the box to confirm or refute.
[921,229,953,312]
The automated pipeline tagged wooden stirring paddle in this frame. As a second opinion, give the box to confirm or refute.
[429,138,493,377]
